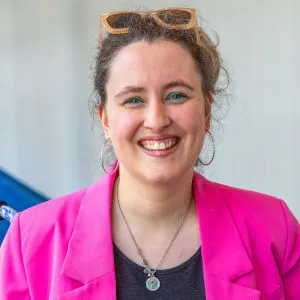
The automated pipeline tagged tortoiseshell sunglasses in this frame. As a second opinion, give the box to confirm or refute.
[99,7,201,49]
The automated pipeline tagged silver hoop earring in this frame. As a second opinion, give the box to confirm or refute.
[101,139,119,175]
[199,130,215,166]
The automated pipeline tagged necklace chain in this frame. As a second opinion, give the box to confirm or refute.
[116,179,193,275]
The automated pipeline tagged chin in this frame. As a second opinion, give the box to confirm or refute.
[140,164,189,185]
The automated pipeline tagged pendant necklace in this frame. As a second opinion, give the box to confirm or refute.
[116,179,192,292]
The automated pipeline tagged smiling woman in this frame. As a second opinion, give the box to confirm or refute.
[100,39,209,184]
[1,7,300,300]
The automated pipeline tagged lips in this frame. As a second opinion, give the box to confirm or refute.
[139,137,179,151]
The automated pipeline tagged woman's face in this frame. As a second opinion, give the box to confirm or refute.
[101,40,211,184]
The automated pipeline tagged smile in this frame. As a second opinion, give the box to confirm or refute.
[139,138,178,151]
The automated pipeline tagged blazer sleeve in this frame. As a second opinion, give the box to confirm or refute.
[0,213,31,299]
[279,200,300,298]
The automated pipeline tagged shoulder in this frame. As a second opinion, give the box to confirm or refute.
[20,187,87,228]
[199,174,285,221]
[213,180,289,239]
[9,173,113,251]
[205,177,300,283]
[0,186,90,275]
[197,174,291,244]
[15,187,88,247]
[199,175,300,261]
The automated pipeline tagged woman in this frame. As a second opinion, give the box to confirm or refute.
[1,7,299,300]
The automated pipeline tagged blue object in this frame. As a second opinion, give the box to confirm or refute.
[0,168,48,244]
[0,204,18,223]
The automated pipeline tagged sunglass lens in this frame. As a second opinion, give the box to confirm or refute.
[156,10,192,25]
[106,13,142,29]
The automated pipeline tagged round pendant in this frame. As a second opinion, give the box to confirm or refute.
[146,276,160,291]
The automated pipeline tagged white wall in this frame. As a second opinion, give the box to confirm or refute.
[1,0,98,197]
[1,0,299,219]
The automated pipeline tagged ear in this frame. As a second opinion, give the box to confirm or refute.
[98,104,110,140]
[205,93,213,131]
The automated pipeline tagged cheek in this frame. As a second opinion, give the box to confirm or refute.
[174,103,206,135]
[108,110,141,141]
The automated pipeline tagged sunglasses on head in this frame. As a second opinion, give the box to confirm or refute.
[99,7,200,49]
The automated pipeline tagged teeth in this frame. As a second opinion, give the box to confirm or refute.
[154,142,160,150]
[159,142,166,150]
[141,139,177,150]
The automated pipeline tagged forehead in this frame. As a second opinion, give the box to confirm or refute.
[107,40,201,92]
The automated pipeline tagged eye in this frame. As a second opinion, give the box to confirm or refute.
[166,92,188,103]
[124,96,145,107]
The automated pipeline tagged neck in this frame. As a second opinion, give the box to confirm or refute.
[113,168,194,227]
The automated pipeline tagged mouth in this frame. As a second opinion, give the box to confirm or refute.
[139,137,179,151]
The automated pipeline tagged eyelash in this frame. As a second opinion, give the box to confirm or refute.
[124,92,188,106]
[167,92,188,103]
[124,96,144,106]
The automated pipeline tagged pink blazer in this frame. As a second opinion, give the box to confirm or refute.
[1,172,300,299]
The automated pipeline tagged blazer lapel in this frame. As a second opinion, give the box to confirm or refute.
[59,272,116,300]
[60,172,118,300]
[59,171,261,299]
[193,173,261,299]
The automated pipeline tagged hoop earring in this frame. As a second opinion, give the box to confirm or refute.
[199,130,215,166]
[101,139,119,175]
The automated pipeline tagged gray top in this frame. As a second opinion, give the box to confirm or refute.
[114,244,206,299]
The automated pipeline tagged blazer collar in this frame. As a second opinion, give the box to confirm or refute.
[61,171,118,284]
[61,172,260,299]
[193,173,260,298]
[193,173,254,280]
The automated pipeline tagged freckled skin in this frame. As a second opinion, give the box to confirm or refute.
[100,40,211,184]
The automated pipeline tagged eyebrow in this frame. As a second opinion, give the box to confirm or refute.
[115,80,195,99]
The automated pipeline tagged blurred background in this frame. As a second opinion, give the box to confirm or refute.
[1,0,299,241]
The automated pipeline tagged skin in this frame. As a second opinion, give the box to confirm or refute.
[99,40,212,268]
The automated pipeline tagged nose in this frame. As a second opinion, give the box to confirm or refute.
[143,100,171,132]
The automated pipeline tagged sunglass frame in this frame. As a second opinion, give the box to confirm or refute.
[99,7,200,49]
